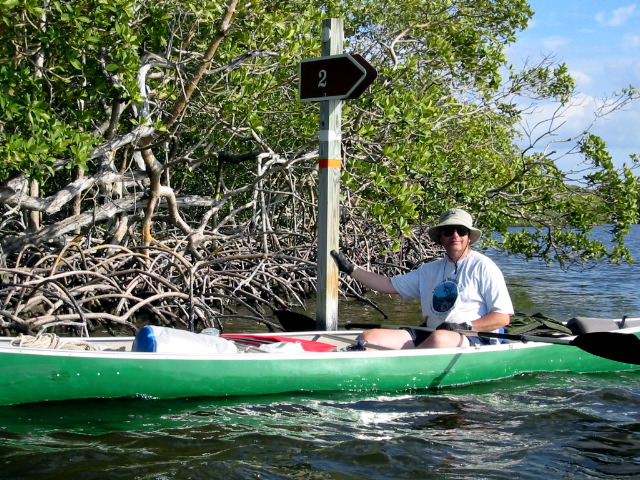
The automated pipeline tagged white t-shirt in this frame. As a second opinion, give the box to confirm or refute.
[390,250,514,329]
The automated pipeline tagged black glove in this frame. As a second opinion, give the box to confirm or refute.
[330,250,354,275]
[436,322,472,331]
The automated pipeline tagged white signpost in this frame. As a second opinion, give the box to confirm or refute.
[299,19,376,330]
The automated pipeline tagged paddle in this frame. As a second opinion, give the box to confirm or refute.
[343,321,640,365]
[274,310,640,365]
[274,310,318,332]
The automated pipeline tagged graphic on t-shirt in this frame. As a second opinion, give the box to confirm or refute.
[432,281,458,313]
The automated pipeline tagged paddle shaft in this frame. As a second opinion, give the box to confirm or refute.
[274,311,640,365]
[342,321,640,365]
[343,321,575,345]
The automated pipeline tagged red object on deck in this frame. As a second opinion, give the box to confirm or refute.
[222,335,335,352]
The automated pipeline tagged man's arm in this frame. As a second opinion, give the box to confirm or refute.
[469,312,510,331]
[331,250,398,294]
[350,267,398,294]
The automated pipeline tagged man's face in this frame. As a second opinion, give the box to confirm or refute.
[439,225,470,258]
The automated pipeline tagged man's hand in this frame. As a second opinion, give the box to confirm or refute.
[330,250,354,275]
[436,322,472,331]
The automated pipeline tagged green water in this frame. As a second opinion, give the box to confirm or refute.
[1,371,639,479]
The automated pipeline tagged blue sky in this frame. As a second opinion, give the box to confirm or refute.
[505,1,640,172]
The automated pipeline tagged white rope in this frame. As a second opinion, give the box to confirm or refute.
[11,333,98,351]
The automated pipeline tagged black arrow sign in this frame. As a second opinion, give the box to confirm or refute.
[299,54,377,102]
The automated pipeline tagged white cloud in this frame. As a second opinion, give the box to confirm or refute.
[595,4,638,27]
[542,35,570,49]
[591,102,640,164]
[514,90,640,172]
[623,33,640,47]
[569,70,594,89]
[516,93,594,143]
[634,59,640,82]
[559,93,595,126]
[508,2,640,169]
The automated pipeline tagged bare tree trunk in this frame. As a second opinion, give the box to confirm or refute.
[28,179,40,232]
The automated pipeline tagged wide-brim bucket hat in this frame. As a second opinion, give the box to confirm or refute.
[427,208,482,246]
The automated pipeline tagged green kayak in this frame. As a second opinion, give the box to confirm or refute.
[0,318,638,406]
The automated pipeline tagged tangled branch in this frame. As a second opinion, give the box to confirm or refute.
[0,241,319,337]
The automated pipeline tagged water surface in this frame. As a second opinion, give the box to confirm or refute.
[1,372,638,479]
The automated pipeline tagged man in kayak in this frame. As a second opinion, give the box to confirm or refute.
[331,208,513,349]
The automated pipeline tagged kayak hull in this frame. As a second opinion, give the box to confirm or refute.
[1,328,638,406]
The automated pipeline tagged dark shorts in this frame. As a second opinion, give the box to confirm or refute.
[401,327,431,346]
[402,327,491,347]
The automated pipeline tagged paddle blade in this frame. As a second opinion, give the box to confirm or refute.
[571,332,640,365]
[274,310,317,332]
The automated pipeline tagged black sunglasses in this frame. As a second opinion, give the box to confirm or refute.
[441,226,470,237]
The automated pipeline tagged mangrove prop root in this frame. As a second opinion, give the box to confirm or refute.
[0,219,439,337]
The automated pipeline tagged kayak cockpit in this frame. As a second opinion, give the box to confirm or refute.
[0,329,368,354]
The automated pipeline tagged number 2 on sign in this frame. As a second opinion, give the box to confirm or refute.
[318,69,327,89]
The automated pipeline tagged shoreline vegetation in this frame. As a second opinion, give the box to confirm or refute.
[0,221,442,338]
[1,219,635,339]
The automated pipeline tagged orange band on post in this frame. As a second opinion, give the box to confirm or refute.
[319,159,342,169]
